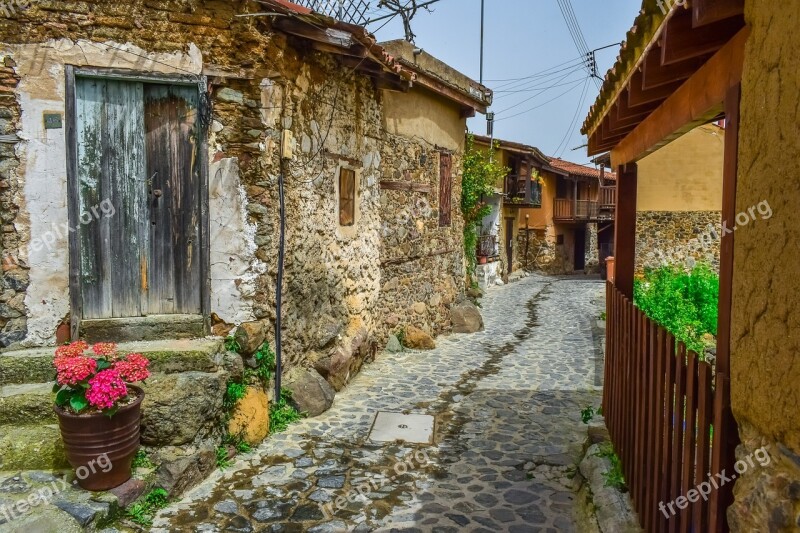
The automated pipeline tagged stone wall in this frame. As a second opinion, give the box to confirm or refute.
[0,55,26,348]
[728,0,800,530]
[635,211,721,272]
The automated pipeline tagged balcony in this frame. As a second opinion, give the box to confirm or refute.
[503,174,542,208]
[553,186,616,222]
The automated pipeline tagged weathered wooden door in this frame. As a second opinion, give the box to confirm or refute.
[74,77,201,320]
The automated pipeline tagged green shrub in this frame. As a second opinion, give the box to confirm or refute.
[246,342,276,385]
[634,264,719,355]
[223,381,247,413]
[593,443,627,492]
[131,448,154,469]
[269,388,305,433]
[126,488,169,526]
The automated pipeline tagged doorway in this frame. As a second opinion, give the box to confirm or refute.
[67,70,208,339]
[574,228,586,271]
[505,218,515,274]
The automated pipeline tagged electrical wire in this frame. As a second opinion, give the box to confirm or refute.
[494,69,586,115]
[492,65,587,98]
[553,77,591,158]
[495,79,588,122]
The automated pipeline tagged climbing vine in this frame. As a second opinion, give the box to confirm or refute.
[461,134,509,274]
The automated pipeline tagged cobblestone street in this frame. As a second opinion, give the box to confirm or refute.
[154,274,605,532]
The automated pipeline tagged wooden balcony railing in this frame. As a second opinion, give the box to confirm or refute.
[599,186,617,207]
[604,282,736,532]
[554,198,599,220]
[504,174,542,207]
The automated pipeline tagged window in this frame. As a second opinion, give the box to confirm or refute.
[339,168,356,226]
[439,152,452,227]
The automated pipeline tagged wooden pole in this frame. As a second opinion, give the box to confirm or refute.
[613,163,638,298]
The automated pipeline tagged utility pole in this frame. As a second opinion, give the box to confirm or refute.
[479,0,485,84]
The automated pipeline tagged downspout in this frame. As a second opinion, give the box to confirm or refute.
[275,82,290,402]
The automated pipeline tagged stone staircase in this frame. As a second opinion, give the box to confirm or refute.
[0,338,241,530]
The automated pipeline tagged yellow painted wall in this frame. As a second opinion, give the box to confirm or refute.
[382,88,466,152]
[636,124,725,211]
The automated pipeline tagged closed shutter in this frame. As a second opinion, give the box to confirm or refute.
[438,152,452,227]
[339,168,356,226]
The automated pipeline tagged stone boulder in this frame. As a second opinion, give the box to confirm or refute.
[228,387,270,446]
[234,320,266,355]
[153,444,216,497]
[313,326,372,391]
[385,334,403,353]
[450,300,484,333]
[140,372,226,446]
[403,326,436,350]
[285,367,335,417]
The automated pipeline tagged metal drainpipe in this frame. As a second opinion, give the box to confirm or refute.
[275,159,286,403]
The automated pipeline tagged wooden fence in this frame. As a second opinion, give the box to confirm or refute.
[603,282,737,532]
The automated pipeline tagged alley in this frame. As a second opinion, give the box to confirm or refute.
[153,275,605,532]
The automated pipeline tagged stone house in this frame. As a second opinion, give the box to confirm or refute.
[584,0,800,530]
[0,0,490,398]
[471,135,616,284]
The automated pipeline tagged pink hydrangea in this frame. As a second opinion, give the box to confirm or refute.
[92,342,118,358]
[86,369,128,410]
[55,341,88,360]
[54,355,97,386]
[114,353,150,383]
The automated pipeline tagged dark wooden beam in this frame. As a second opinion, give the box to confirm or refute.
[642,47,708,90]
[627,68,681,107]
[312,41,368,58]
[660,9,744,66]
[613,162,637,299]
[694,0,744,27]
[276,18,354,48]
[616,89,661,120]
[611,27,749,166]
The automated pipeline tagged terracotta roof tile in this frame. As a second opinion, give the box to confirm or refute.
[548,158,616,180]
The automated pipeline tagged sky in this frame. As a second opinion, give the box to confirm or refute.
[371,0,642,164]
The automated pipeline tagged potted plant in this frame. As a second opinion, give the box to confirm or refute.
[52,341,150,491]
[478,255,488,265]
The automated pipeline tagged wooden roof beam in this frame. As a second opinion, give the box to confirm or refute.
[642,46,708,90]
[627,69,682,107]
[660,8,744,66]
[693,0,744,27]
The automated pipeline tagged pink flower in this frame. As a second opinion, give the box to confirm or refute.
[114,353,150,383]
[86,369,128,410]
[55,341,88,360]
[92,343,118,358]
[54,355,97,386]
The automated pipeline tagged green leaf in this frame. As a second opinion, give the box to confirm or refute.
[70,394,89,412]
[96,359,112,370]
[52,383,62,393]
[55,389,72,407]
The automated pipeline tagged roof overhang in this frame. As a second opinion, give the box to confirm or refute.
[582,0,745,166]
[471,134,551,167]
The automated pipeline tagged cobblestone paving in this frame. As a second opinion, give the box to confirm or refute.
[154,274,605,532]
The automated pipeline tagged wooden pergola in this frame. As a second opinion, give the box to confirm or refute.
[582,1,746,531]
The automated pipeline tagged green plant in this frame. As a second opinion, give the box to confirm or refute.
[461,134,510,273]
[131,448,154,469]
[593,443,627,491]
[581,406,596,424]
[126,488,169,526]
[224,335,241,353]
[598,311,607,321]
[223,433,251,454]
[216,445,232,470]
[395,327,406,347]
[245,342,276,385]
[223,381,247,413]
[269,388,305,433]
[634,263,719,355]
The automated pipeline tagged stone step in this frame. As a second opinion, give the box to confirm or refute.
[0,338,226,386]
[0,424,69,471]
[0,382,57,425]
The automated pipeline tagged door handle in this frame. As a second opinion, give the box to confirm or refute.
[153,189,163,198]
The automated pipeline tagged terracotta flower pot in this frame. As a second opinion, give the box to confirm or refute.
[54,386,144,491]
[478,256,488,265]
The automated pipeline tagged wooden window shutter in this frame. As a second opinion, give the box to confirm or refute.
[438,152,452,227]
[339,168,356,226]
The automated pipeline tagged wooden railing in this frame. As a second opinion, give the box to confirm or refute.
[553,198,599,220]
[604,282,736,532]
[599,186,617,207]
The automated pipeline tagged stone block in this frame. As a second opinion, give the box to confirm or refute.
[285,368,335,417]
[450,299,484,333]
[402,326,435,350]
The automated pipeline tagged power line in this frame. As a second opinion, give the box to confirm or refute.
[492,65,587,97]
[491,60,587,93]
[553,77,591,158]
[494,69,586,114]
[485,55,586,85]
[495,78,589,122]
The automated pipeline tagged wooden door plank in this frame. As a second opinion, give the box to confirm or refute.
[144,84,201,315]
[76,78,112,320]
[104,80,146,318]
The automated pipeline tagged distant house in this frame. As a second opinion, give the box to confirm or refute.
[470,135,616,285]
